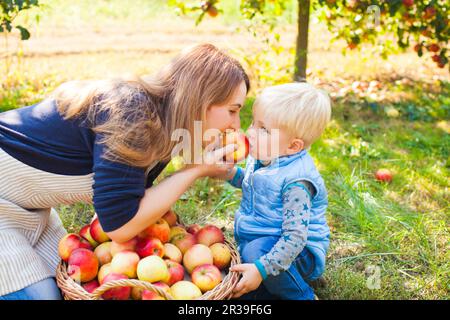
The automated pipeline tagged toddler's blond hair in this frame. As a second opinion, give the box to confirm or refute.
[254,82,331,148]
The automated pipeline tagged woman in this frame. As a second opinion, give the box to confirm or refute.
[0,44,250,299]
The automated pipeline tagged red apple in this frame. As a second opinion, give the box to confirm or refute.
[110,250,140,279]
[136,237,165,258]
[165,259,185,286]
[163,243,183,263]
[162,210,178,227]
[137,255,170,283]
[428,44,440,53]
[82,279,100,294]
[424,6,436,19]
[195,225,225,247]
[89,218,110,244]
[209,243,231,269]
[223,131,249,163]
[79,225,99,248]
[142,282,171,300]
[110,237,138,256]
[101,273,131,300]
[171,232,197,254]
[191,264,222,292]
[402,0,414,7]
[139,219,170,243]
[94,241,113,266]
[186,224,201,235]
[131,286,144,300]
[183,244,214,274]
[67,248,99,283]
[375,169,393,183]
[58,233,92,262]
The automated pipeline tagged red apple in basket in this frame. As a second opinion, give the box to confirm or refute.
[58,233,92,262]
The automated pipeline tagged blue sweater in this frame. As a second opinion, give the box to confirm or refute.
[0,98,168,232]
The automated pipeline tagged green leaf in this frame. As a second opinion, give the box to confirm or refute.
[16,25,30,40]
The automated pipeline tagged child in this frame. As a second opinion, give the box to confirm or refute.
[225,82,331,300]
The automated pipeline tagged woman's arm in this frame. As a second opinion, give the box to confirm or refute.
[106,144,237,243]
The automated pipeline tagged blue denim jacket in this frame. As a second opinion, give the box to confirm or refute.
[233,150,330,280]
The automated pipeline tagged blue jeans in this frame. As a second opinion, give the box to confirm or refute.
[237,236,315,300]
[0,278,62,300]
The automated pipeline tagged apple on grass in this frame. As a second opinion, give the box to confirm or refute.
[110,250,140,279]
[94,241,113,266]
[58,233,92,262]
[183,244,214,274]
[136,237,165,259]
[139,219,170,243]
[191,264,222,292]
[165,259,185,286]
[163,243,182,263]
[142,282,171,300]
[375,169,393,183]
[169,281,202,300]
[137,255,170,284]
[79,225,99,248]
[67,248,99,283]
[101,273,131,300]
[210,243,231,269]
[196,225,225,247]
[171,232,197,254]
[89,218,110,244]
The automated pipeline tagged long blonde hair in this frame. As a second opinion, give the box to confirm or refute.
[53,44,250,168]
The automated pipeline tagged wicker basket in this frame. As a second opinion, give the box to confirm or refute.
[56,235,241,300]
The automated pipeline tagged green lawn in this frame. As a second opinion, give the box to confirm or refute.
[1,0,448,300]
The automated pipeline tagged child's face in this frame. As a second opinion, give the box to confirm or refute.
[247,107,304,161]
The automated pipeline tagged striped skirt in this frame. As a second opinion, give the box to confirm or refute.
[0,147,94,296]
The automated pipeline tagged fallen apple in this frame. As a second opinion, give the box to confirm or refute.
[375,169,393,183]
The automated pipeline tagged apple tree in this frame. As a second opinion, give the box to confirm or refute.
[169,0,449,80]
[1,0,40,40]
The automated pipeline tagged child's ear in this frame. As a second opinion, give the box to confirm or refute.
[287,138,304,154]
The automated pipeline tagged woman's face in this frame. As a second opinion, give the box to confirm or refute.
[204,81,247,138]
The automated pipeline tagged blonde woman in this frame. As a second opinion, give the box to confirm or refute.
[0,44,250,299]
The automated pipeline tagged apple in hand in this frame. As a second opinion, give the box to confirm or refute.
[137,255,170,283]
[165,259,185,286]
[196,225,225,247]
[191,264,222,292]
[110,250,140,279]
[136,237,165,258]
[58,233,92,262]
[223,131,249,163]
[163,243,183,263]
[67,248,99,283]
[94,241,113,266]
[210,243,231,269]
[169,281,202,300]
[79,225,99,248]
[183,244,213,274]
[101,273,131,300]
[139,219,170,243]
[375,169,393,183]
[89,218,110,243]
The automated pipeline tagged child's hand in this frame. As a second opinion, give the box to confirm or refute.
[230,263,263,298]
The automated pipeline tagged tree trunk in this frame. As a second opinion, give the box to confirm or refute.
[295,0,310,82]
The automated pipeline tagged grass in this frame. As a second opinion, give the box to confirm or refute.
[1,0,449,300]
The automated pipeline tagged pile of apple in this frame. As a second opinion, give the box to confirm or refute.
[58,210,233,300]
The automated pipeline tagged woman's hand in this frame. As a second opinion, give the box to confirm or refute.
[188,140,238,179]
[230,263,263,298]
